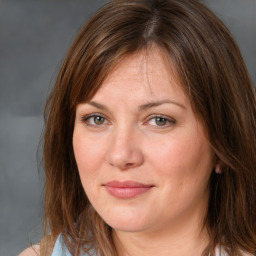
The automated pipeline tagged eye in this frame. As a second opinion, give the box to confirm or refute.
[147,115,176,127]
[154,117,168,126]
[92,116,106,125]
[81,114,108,126]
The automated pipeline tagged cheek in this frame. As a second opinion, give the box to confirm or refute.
[146,132,213,183]
[72,131,108,204]
[73,129,106,179]
[150,136,213,212]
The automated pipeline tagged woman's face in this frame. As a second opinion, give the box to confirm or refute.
[73,48,214,234]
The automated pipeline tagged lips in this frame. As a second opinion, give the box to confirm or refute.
[104,180,154,199]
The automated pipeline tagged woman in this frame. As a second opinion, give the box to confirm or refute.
[20,0,256,255]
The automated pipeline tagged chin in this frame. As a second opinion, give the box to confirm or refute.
[99,208,152,233]
[90,194,160,233]
[107,220,150,233]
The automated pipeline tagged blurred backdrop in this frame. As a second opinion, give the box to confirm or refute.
[0,0,255,255]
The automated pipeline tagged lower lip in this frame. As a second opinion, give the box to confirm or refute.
[104,186,153,199]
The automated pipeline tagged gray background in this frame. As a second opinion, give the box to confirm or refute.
[0,1,255,255]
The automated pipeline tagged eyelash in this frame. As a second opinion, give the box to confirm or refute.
[81,113,176,128]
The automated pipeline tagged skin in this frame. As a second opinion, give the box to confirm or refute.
[73,47,214,256]
[18,245,40,256]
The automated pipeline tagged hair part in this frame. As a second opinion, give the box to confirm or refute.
[42,0,256,255]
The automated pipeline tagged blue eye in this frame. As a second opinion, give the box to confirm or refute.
[82,114,107,126]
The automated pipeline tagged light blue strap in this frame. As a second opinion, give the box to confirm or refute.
[51,234,72,256]
[51,234,96,256]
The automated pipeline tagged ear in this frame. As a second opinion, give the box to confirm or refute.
[215,163,222,174]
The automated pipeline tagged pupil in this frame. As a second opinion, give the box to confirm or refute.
[156,117,166,126]
[94,116,104,124]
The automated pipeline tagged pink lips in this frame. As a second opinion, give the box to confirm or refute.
[104,180,154,199]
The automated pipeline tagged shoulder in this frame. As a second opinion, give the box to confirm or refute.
[18,245,40,256]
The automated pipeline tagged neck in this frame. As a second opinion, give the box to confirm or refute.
[113,209,209,256]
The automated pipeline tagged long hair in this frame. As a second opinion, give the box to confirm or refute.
[42,0,256,255]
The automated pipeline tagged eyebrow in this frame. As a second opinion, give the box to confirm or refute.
[88,100,186,112]
[88,101,109,110]
[138,100,186,111]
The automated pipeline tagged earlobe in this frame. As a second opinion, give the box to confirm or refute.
[213,155,222,174]
[215,164,222,174]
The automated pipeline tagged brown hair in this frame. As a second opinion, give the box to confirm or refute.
[42,0,256,255]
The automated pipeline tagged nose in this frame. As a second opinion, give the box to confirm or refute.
[106,127,144,170]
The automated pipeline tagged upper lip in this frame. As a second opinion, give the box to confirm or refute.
[104,180,154,188]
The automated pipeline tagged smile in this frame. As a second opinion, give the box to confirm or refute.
[104,180,155,199]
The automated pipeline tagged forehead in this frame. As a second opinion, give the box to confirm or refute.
[92,47,188,104]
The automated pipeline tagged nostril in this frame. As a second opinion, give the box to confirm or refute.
[123,162,136,169]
